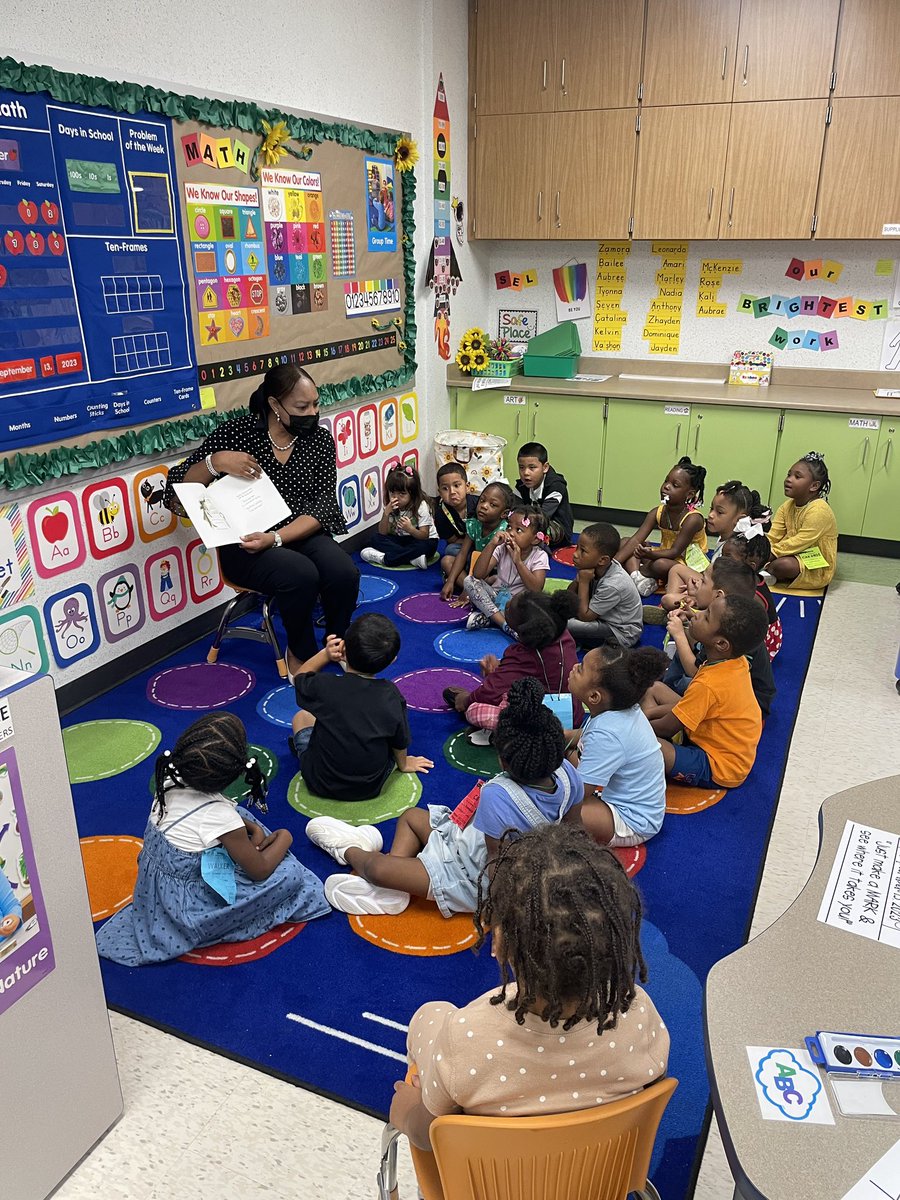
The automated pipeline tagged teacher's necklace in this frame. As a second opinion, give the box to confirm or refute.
[268,420,297,453]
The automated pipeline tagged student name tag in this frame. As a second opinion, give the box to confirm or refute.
[542,692,572,727]
[201,846,237,904]
[684,543,709,573]
[796,545,829,569]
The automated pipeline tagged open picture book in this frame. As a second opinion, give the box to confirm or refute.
[173,471,291,548]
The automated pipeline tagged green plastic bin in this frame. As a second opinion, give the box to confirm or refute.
[523,321,581,377]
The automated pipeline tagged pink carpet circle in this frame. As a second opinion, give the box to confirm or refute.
[147,662,256,710]
[392,668,481,712]
[552,544,576,567]
[395,591,470,625]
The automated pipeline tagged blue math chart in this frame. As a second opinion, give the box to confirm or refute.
[0,90,197,447]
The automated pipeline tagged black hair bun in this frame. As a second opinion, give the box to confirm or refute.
[505,677,545,724]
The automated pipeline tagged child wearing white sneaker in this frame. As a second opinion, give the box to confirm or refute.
[360,465,438,569]
[305,678,582,915]
[462,504,549,633]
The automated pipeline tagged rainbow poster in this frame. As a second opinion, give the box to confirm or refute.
[552,261,591,322]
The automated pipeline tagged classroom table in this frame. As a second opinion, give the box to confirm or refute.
[704,776,900,1200]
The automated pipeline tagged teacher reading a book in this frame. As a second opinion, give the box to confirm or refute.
[165,364,359,675]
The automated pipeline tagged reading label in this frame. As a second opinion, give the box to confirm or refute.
[664,405,690,416]
[848,417,880,429]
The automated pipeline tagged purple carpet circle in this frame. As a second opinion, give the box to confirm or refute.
[434,627,510,664]
[147,662,255,710]
[256,684,297,728]
[392,668,481,712]
[358,574,398,604]
[394,592,471,625]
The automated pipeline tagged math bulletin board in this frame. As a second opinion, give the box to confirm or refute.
[0,60,415,459]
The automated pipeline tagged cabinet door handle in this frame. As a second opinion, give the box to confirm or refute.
[885,438,893,468]
[515,410,521,438]
[742,44,749,85]
[727,187,735,227]
[707,187,714,218]
[531,404,538,439]
[721,45,728,80]
[560,57,567,95]
[674,423,681,453]
[542,60,548,90]
[537,190,543,221]
[862,436,870,467]
[694,425,700,455]
[555,190,561,228]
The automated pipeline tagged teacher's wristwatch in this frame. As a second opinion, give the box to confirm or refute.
[271,532,283,549]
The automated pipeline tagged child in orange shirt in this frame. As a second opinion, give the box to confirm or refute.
[645,593,768,789]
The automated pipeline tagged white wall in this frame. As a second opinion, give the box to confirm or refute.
[482,238,896,371]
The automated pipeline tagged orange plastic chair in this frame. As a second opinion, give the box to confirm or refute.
[207,565,287,679]
[377,1076,677,1200]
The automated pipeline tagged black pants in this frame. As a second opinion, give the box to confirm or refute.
[369,531,438,566]
[220,533,359,660]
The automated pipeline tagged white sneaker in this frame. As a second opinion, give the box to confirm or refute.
[411,553,428,570]
[467,727,493,747]
[360,548,386,566]
[305,817,383,865]
[631,569,657,597]
[325,873,410,915]
[466,611,491,631]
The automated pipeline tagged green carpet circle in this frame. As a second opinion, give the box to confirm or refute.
[543,576,572,593]
[145,743,278,801]
[380,553,440,572]
[64,719,162,784]
[287,768,422,824]
[443,729,500,778]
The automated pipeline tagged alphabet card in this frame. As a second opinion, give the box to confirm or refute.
[43,584,100,668]
[382,457,400,489]
[379,397,398,449]
[0,607,48,681]
[357,403,378,458]
[746,1046,834,1125]
[0,503,34,610]
[132,466,176,542]
[82,478,134,559]
[185,540,224,605]
[144,547,187,621]
[26,491,85,579]
[97,564,145,643]
[361,467,381,521]
[399,391,418,443]
[333,411,356,467]
[339,475,360,530]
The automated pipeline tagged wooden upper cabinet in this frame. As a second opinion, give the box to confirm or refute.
[833,0,900,97]
[633,105,731,239]
[473,114,552,239]
[816,98,900,238]
[721,101,826,238]
[732,0,839,101]
[474,0,555,115]
[642,0,740,106]
[556,0,644,110]
[550,110,636,239]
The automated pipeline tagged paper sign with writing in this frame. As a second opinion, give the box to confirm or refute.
[817,819,900,949]
[796,545,830,569]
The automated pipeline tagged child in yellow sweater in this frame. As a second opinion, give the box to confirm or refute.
[767,452,837,589]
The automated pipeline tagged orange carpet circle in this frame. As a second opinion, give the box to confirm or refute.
[80,834,143,922]
[348,896,478,957]
[665,783,727,814]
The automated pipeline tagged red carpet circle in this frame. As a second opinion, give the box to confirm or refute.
[611,843,647,877]
[147,662,256,710]
[178,921,307,966]
[552,544,576,567]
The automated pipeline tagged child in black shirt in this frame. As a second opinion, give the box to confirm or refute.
[291,614,433,800]
[516,441,573,550]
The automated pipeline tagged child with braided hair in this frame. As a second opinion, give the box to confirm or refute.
[96,712,329,965]
[389,823,669,1158]
[767,451,837,588]
[305,677,582,916]
[617,456,708,595]
[721,523,783,659]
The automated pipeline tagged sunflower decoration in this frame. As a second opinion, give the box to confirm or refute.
[394,135,419,173]
[456,346,474,372]
[260,119,291,167]
[470,348,489,372]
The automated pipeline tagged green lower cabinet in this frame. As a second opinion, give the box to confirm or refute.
[452,388,526,474]
[861,419,899,541]
[601,399,693,511]
[771,410,878,536]
[688,405,782,507]
[530,393,604,507]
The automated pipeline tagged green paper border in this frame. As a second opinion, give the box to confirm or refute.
[0,57,418,488]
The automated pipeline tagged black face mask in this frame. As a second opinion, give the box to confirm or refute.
[286,413,319,438]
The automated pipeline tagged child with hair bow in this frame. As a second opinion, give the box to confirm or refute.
[463,503,549,633]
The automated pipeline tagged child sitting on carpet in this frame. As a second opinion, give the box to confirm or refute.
[442,481,512,603]
[646,593,769,790]
[617,456,708,594]
[566,522,643,648]
[388,823,669,1167]
[434,462,478,590]
[95,713,329,966]
[305,678,582,916]
[721,523,783,660]
[464,504,550,632]
[767,451,837,590]
[661,558,776,719]
[442,588,582,742]
[361,464,438,570]
[566,645,668,847]
[515,440,574,549]
[290,613,433,801]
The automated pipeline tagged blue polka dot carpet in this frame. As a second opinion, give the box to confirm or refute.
[66,548,823,1198]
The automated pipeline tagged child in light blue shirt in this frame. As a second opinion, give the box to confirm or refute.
[568,644,669,846]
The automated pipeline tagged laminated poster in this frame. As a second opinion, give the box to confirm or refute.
[0,746,54,1016]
